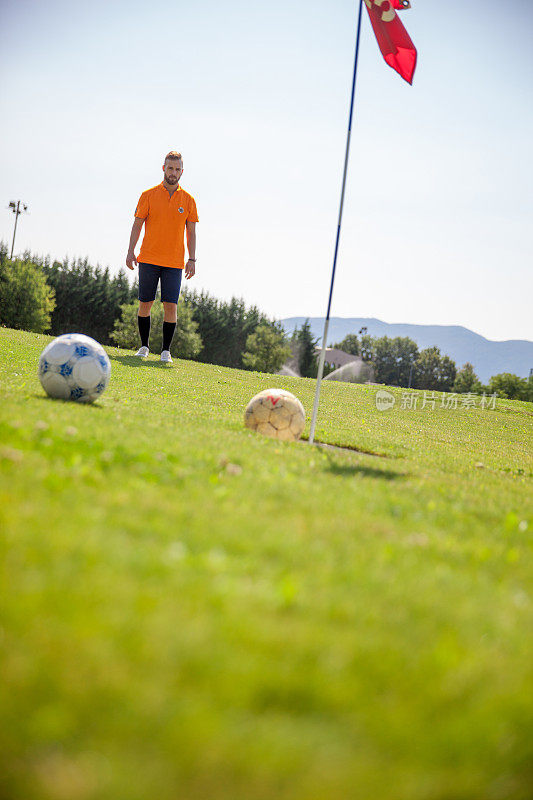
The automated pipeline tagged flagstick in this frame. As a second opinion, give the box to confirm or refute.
[308,0,364,445]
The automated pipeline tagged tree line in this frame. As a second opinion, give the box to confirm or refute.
[289,321,532,400]
[332,329,533,401]
[0,244,289,372]
[0,243,530,400]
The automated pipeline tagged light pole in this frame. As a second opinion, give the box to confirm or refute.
[9,200,29,259]
[408,356,415,389]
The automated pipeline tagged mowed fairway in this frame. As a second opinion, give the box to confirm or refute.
[1,327,532,800]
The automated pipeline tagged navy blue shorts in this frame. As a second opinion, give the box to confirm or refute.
[138,263,182,304]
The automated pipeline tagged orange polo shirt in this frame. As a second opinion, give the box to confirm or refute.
[135,183,199,269]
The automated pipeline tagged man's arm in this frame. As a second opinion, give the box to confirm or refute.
[126,218,144,270]
[185,221,196,279]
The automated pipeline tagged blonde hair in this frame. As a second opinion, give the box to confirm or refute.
[164,151,183,162]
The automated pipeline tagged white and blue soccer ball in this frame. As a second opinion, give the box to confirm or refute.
[38,334,111,403]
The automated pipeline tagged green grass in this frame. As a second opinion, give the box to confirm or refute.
[1,326,532,800]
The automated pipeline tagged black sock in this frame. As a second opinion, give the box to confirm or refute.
[162,321,176,352]
[138,315,151,348]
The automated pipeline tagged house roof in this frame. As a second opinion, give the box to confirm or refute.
[315,348,360,367]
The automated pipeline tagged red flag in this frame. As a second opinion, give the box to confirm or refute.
[364,0,417,84]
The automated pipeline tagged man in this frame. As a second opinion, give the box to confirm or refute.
[126,151,198,363]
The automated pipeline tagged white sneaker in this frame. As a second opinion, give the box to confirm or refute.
[135,346,149,357]
[161,350,173,364]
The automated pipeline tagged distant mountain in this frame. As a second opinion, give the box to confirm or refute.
[281,317,533,383]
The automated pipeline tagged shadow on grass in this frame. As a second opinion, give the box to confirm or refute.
[303,437,389,458]
[315,444,407,481]
[31,394,105,409]
[324,460,406,481]
[109,354,174,369]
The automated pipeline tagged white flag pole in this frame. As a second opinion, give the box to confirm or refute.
[309,0,364,445]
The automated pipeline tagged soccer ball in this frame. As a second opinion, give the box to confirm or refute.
[244,388,306,442]
[38,334,111,403]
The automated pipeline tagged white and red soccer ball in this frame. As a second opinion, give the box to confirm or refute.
[244,388,306,442]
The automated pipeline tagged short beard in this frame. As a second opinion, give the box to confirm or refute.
[165,175,178,183]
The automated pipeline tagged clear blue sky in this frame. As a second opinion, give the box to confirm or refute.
[1,0,532,342]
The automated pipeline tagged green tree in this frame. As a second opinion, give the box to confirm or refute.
[333,333,360,356]
[488,373,528,400]
[111,300,202,360]
[372,336,397,385]
[439,354,457,392]
[183,290,281,368]
[392,338,419,387]
[527,373,533,403]
[242,325,291,373]
[0,257,55,333]
[414,346,457,392]
[362,335,418,387]
[40,255,136,344]
[296,319,318,378]
[454,363,482,394]
[359,334,374,363]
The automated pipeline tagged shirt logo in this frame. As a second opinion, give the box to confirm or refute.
[178,207,184,213]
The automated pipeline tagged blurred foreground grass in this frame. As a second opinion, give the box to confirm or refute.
[1,327,532,800]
